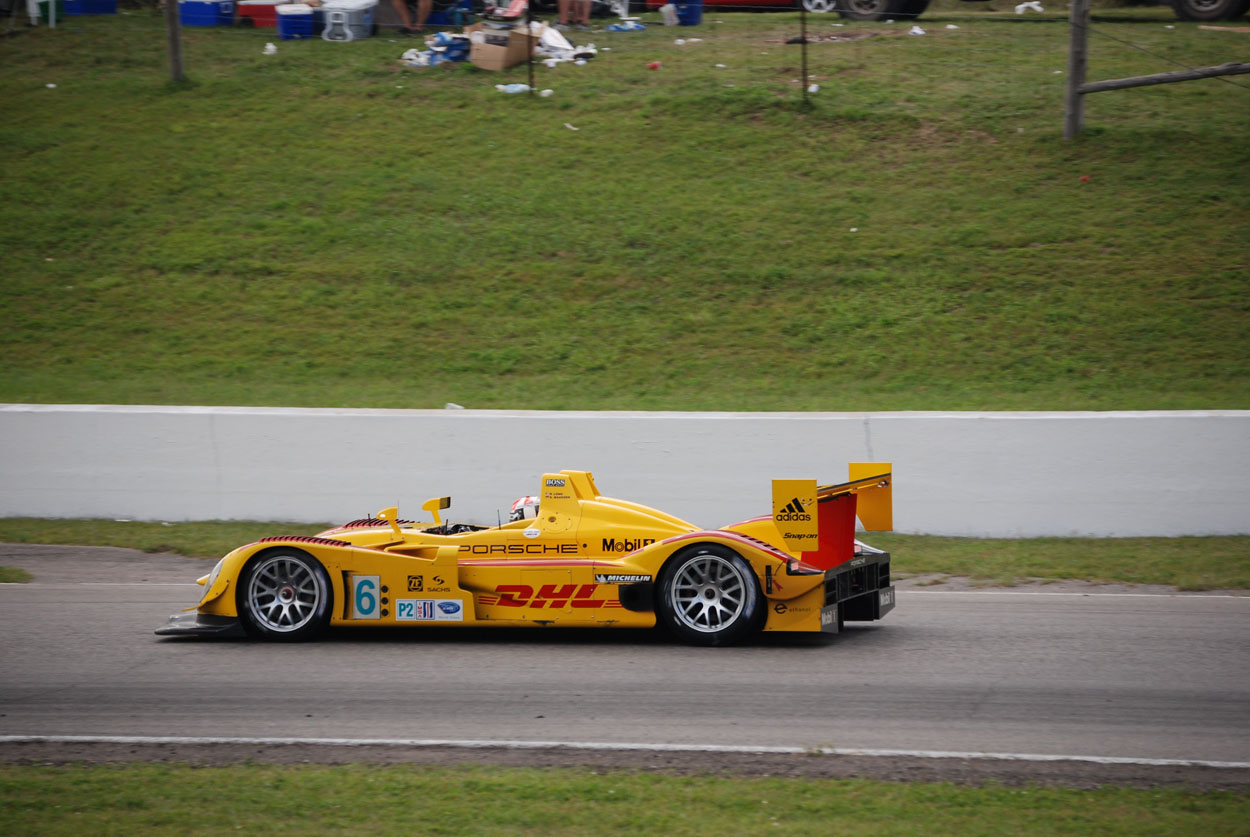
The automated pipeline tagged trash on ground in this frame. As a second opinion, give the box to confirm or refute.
[564,122,579,130]
[807,83,819,93]
[604,20,644,30]
[496,82,531,93]
[263,42,278,54]
[647,60,661,69]
[945,23,958,28]
[540,88,554,96]
[908,25,924,35]
[658,3,678,25]
[1014,1,1043,12]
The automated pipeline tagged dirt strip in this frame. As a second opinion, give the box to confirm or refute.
[2,741,1247,792]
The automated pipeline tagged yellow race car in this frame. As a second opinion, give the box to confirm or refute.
[157,465,895,646]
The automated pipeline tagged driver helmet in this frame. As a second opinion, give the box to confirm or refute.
[509,496,540,522]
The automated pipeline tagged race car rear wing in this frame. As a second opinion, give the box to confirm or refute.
[773,463,892,571]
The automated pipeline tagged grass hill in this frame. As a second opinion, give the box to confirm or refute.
[2,7,1247,411]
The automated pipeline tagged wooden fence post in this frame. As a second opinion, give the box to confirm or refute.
[1063,0,1090,140]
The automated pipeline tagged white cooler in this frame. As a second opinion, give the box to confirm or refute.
[321,0,376,41]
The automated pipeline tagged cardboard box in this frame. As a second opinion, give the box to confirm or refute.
[465,21,539,72]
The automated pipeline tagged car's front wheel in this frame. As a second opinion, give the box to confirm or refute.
[656,545,762,646]
[237,550,332,641]
[836,0,928,20]
[802,0,838,13]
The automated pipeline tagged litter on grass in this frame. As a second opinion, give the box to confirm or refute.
[1014,1,1043,12]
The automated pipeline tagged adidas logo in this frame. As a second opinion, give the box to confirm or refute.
[775,497,812,522]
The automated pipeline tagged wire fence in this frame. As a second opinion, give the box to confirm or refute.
[5,0,1247,109]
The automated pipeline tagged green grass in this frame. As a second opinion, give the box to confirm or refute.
[1,518,1246,587]
[0,566,33,583]
[872,533,1250,589]
[1,763,1247,835]
[1,7,1247,411]
[0,518,329,562]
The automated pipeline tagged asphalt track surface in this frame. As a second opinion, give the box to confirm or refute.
[2,544,1249,788]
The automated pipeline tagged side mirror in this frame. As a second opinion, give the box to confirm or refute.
[422,496,451,526]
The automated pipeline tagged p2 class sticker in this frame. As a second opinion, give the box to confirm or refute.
[396,599,464,622]
[523,528,541,539]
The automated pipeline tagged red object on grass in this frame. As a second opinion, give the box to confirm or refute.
[238,0,282,27]
[647,61,661,69]
[1080,175,1091,182]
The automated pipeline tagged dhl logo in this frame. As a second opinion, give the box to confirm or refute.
[478,584,623,609]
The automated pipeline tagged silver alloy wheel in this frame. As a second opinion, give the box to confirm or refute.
[245,554,324,634]
[802,0,837,12]
[666,552,749,633]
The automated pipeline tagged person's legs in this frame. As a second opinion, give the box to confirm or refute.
[390,0,414,30]
[573,0,589,27]
[414,0,431,27]
[556,0,570,27]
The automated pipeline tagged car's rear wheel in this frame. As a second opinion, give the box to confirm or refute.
[237,550,332,641]
[802,0,838,13]
[1170,0,1247,20]
[836,0,928,20]
[656,544,762,646]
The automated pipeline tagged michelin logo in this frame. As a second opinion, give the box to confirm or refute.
[595,573,651,584]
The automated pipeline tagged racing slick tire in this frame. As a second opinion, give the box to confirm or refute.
[656,544,763,647]
[237,549,333,642]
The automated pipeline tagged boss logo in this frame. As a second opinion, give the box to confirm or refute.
[545,478,566,487]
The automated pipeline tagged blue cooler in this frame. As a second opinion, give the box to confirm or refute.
[277,2,314,38]
[180,0,234,26]
[426,0,473,26]
[674,0,701,25]
[65,0,117,13]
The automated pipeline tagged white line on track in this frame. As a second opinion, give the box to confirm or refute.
[902,590,1248,599]
[2,736,1247,770]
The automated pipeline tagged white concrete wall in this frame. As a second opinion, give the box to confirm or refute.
[1,405,1247,537]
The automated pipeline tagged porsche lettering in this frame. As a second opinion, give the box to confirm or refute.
[458,544,580,555]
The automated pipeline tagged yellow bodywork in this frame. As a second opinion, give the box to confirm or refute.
[190,466,892,636]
